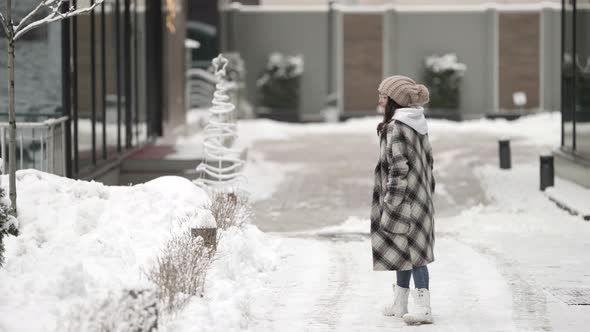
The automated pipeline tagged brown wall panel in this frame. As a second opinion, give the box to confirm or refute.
[499,12,540,110]
[343,14,382,113]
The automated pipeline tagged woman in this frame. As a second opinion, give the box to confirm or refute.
[371,75,436,325]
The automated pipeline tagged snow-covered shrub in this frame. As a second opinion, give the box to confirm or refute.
[423,53,466,109]
[0,186,18,268]
[256,52,304,110]
[59,289,158,332]
[146,228,214,313]
[209,190,251,231]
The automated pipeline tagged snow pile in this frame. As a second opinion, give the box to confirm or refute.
[165,225,281,331]
[59,289,159,332]
[181,110,560,149]
[429,111,561,146]
[0,170,282,332]
[545,178,590,219]
[0,171,213,332]
[440,164,585,235]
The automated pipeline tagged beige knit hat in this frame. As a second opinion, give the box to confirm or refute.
[378,75,430,107]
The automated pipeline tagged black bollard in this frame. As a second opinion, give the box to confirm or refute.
[540,155,554,191]
[499,139,511,169]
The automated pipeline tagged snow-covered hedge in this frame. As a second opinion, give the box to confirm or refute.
[423,53,466,110]
[0,170,280,331]
[0,171,211,330]
[256,52,304,111]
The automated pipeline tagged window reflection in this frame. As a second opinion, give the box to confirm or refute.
[0,10,63,170]
[563,0,575,150]
[576,0,590,158]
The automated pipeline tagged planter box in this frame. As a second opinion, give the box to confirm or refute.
[424,108,462,121]
[485,111,528,121]
[255,106,300,122]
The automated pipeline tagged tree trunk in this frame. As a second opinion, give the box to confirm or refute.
[6,0,16,215]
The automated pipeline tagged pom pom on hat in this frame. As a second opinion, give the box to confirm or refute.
[378,75,430,107]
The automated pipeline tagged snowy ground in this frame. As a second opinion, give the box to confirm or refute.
[236,112,590,331]
[2,112,589,331]
[0,172,280,332]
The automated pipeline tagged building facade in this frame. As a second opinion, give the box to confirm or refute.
[0,0,188,183]
[556,0,590,187]
[222,3,561,122]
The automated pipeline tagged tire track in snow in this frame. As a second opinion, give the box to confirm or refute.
[440,232,552,331]
[304,240,353,331]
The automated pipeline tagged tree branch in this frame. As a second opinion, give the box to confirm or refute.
[0,12,9,38]
[14,0,54,34]
[14,0,104,41]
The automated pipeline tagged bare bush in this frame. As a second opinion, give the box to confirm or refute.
[59,289,158,332]
[209,190,251,230]
[0,186,18,268]
[146,229,214,313]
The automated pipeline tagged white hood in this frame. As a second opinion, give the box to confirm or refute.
[392,107,428,135]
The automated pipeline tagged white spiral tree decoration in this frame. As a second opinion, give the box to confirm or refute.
[194,54,245,190]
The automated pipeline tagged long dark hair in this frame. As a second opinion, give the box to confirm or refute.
[377,97,402,136]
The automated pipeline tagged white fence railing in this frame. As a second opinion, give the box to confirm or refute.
[0,116,68,176]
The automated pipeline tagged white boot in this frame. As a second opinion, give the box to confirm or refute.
[403,288,433,325]
[382,285,409,317]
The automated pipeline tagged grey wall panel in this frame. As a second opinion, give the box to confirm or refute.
[542,8,562,111]
[230,10,329,119]
[388,10,494,118]
[225,6,560,121]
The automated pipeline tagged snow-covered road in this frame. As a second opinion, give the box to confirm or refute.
[250,233,517,332]
[241,113,590,331]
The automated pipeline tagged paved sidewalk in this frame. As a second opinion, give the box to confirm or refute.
[248,121,590,331]
[251,128,543,231]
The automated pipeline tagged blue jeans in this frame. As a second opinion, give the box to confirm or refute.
[396,265,429,289]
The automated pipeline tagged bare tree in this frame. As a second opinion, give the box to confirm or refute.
[0,0,103,215]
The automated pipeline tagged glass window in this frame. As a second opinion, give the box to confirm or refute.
[104,0,122,159]
[118,0,129,150]
[133,0,149,146]
[0,4,64,171]
[575,0,590,158]
[94,1,105,162]
[76,4,96,171]
[563,0,575,150]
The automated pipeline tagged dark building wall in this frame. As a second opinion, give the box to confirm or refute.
[188,0,218,25]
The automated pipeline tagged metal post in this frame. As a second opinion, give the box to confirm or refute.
[90,0,97,165]
[19,133,23,170]
[40,132,45,172]
[48,125,55,174]
[0,127,5,174]
[327,0,334,95]
[61,121,67,176]
[499,139,511,169]
[540,155,555,191]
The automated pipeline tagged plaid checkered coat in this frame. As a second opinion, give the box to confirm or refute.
[371,120,435,271]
